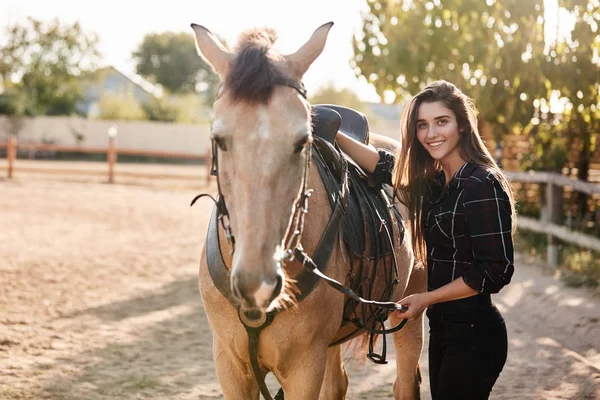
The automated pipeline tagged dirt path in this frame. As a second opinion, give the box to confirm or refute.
[1,173,598,399]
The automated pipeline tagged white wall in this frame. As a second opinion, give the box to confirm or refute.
[0,115,401,155]
[0,116,212,155]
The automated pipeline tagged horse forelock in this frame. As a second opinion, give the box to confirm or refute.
[225,27,290,104]
[236,27,278,49]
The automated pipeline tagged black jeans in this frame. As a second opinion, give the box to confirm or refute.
[427,295,508,400]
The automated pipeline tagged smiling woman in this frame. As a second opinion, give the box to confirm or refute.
[337,80,518,400]
[415,101,464,183]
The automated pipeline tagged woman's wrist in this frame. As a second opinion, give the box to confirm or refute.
[423,290,439,307]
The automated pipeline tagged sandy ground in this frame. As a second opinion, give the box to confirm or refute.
[1,161,599,399]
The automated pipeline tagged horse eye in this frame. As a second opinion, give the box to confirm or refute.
[212,136,228,151]
[294,136,310,154]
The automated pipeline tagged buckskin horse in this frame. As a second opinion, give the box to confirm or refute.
[191,22,426,400]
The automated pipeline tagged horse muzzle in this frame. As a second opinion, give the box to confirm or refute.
[231,269,284,311]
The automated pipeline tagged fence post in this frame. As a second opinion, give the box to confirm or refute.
[545,178,563,268]
[107,135,116,184]
[7,136,17,179]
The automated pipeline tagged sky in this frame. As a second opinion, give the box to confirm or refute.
[1,0,566,103]
[1,0,381,101]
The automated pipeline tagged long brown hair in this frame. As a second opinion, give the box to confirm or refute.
[393,80,516,261]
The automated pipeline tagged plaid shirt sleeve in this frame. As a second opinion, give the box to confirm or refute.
[461,175,514,294]
[372,150,396,186]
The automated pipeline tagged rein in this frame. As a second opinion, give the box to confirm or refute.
[192,80,408,400]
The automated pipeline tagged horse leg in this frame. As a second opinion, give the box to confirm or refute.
[390,265,426,400]
[319,345,349,400]
[213,336,260,400]
[274,345,330,400]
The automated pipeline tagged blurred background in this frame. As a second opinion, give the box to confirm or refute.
[0,1,599,399]
[2,0,598,284]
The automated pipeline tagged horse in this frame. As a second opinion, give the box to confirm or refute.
[191,22,426,400]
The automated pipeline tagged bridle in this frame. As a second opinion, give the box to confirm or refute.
[192,78,312,262]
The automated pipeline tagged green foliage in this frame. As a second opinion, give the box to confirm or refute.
[521,123,569,172]
[353,0,599,174]
[0,89,26,116]
[0,17,100,116]
[515,230,600,287]
[97,91,146,121]
[309,81,368,113]
[142,93,210,124]
[353,0,547,137]
[538,0,600,180]
[132,31,220,102]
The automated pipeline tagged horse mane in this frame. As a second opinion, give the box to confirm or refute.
[225,28,290,104]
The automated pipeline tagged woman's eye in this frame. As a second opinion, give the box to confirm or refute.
[417,123,427,130]
[438,119,448,125]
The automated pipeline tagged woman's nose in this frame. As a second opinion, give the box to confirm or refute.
[426,126,438,138]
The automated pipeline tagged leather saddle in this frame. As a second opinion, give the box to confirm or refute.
[312,104,369,146]
[310,104,402,348]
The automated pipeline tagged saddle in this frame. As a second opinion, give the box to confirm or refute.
[311,105,405,350]
[312,104,369,145]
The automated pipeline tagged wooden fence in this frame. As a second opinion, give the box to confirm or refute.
[4,136,599,267]
[507,171,600,267]
[0,136,212,184]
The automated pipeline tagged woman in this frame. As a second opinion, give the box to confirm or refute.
[336,80,515,399]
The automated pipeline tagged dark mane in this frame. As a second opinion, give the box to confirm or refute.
[225,28,289,104]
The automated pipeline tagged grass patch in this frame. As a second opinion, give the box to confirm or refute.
[516,231,600,287]
[0,386,26,399]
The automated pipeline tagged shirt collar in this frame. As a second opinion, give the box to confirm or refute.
[435,161,477,190]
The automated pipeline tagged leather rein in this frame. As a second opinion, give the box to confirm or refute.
[191,79,408,400]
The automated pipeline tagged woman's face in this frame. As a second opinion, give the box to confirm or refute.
[416,101,462,164]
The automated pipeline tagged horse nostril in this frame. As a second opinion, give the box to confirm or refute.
[231,276,242,301]
[269,274,283,303]
[231,275,258,308]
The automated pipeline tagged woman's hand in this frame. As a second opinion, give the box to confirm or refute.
[394,293,432,320]
[394,278,480,320]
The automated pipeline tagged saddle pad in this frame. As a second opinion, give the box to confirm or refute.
[312,138,405,344]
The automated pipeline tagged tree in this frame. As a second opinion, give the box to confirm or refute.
[97,90,146,121]
[537,0,600,218]
[0,17,100,116]
[132,32,220,103]
[142,93,210,124]
[541,0,600,181]
[309,81,369,113]
[352,0,549,142]
[353,0,600,179]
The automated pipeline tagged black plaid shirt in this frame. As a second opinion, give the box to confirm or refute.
[375,153,514,294]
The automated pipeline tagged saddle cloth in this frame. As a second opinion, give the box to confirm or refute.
[311,137,405,345]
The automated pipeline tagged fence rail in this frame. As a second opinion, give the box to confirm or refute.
[1,137,212,184]
[507,171,600,196]
[506,170,600,266]
[5,139,599,265]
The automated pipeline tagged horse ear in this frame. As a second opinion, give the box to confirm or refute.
[191,24,233,79]
[285,22,334,79]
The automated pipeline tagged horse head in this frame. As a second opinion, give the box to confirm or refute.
[191,22,333,312]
